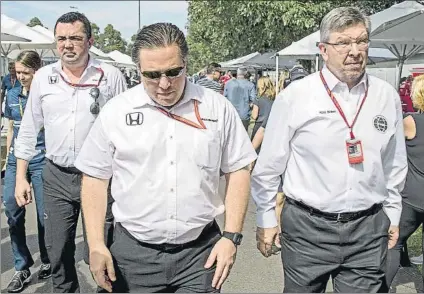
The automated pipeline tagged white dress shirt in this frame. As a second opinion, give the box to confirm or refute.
[75,81,257,244]
[251,66,407,228]
[14,58,127,167]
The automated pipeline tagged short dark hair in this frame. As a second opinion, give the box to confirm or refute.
[8,61,15,69]
[16,50,42,71]
[132,22,188,66]
[54,12,92,39]
[206,62,221,74]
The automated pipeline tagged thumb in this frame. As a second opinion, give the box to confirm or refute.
[204,248,217,269]
[106,255,116,282]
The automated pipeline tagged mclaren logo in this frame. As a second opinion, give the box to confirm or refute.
[126,112,144,126]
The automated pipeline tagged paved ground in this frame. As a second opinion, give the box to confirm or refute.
[1,187,422,293]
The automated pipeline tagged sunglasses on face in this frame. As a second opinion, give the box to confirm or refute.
[141,66,185,80]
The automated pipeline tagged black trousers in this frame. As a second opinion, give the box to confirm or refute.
[386,202,424,287]
[43,160,114,293]
[111,222,221,293]
[281,198,390,293]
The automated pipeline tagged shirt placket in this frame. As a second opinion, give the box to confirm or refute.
[69,88,78,163]
[166,119,177,242]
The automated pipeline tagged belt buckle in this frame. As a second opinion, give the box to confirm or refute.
[336,213,341,222]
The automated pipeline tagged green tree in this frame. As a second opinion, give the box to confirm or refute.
[100,24,127,53]
[27,17,43,27]
[91,22,102,47]
[186,0,400,74]
[125,33,138,57]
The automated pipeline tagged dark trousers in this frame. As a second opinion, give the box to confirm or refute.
[386,202,424,287]
[111,222,221,293]
[43,160,114,293]
[281,198,390,293]
[3,153,49,271]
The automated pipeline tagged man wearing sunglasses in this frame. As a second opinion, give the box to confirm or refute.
[13,12,127,292]
[252,7,407,293]
[74,22,256,293]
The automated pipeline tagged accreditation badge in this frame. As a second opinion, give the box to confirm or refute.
[346,139,364,164]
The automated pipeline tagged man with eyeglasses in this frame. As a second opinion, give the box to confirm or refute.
[74,22,256,293]
[13,12,127,292]
[252,7,407,293]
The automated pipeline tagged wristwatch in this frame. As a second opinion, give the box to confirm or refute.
[222,231,243,246]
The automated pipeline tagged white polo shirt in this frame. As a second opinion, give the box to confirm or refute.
[14,57,127,167]
[252,66,407,228]
[75,81,257,244]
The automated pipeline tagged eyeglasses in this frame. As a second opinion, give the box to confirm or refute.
[323,39,370,54]
[141,66,185,81]
[56,35,85,46]
[59,67,105,115]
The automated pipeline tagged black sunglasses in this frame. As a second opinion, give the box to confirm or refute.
[89,87,100,115]
[141,66,185,80]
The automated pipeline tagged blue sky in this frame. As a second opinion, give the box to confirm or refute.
[1,1,189,41]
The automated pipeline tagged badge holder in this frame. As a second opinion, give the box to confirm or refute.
[346,139,364,164]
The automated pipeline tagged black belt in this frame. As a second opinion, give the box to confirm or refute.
[48,159,81,174]
[286,197,382,222]
[117,220,220,252]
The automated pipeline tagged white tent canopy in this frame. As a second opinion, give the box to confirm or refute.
[107,50,136,68]
[369,7,424,87]
[220,52,260,67]
[1,14,55,56]
[1,32,30,42]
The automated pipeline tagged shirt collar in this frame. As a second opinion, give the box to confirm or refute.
[137,79,204,108]
[321,65,367,92]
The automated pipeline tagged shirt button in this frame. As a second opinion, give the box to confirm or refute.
[170,215,175,219]
[169,135,173,140]
[71,111,75,113]
[170,188,174,192]
[70,129,73,132]
[170,161,174,165]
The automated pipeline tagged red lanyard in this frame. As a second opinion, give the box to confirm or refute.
[154,100,206,130]
[59,67,105,88]
[319,71,368,140]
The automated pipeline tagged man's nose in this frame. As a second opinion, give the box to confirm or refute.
[158,75,171,89]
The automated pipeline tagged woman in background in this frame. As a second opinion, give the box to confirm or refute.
[251,76,276,141]
[386,74,424,288]
[3,51,50,293]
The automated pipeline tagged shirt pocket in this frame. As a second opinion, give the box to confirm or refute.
[193,129,221,169]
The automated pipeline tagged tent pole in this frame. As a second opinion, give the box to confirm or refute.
[275,53,279,95]
[315,54,319,72]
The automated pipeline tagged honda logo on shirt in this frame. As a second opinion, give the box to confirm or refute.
[126,112,144,126]
[48,75,59,84]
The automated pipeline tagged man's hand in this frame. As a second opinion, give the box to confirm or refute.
[388,225,399,249]
[204,237,237,290]
[256,226,279,257]
[15,178,32,207]
[89,244,116,293]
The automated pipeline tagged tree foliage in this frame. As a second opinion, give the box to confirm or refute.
[27,17,44,27]
[186,0,401,74]
[90,23,128,54]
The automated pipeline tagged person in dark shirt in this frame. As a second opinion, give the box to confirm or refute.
[251,76,275,140]
[386,74,424,288]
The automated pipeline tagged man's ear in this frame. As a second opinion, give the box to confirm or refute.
[318,43,328,62]
[88,36,94,48]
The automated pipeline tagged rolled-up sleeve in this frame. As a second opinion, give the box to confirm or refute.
[74,114,114,179]
[382,92,407,226]
[220,102,257,173]
[251,92,295,228]
[14,74,44,161]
